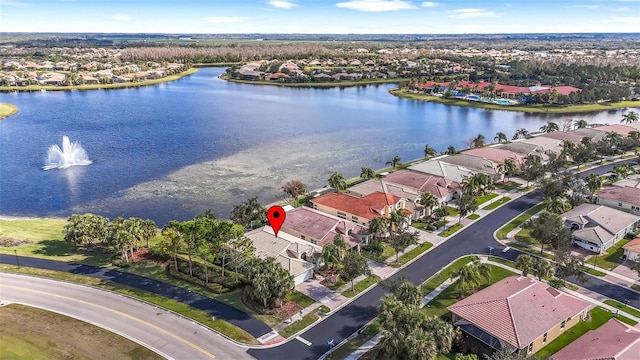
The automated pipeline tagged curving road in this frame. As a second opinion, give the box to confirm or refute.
[0,272,254,360]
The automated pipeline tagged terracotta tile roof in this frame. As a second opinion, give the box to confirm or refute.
[549,319,640,360]
[595,125,638,137]
[598,186,640,206]
[310,191,402,220]
[281,206,367,247]
[382,170,459,199]
[623,238,640,254]
[464,147,526,167]
[448,276,591,349]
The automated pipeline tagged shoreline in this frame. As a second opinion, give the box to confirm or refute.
[0,68,199,93]
[389,88,640,114]
[0,103,18,120]
[219,74,411,88]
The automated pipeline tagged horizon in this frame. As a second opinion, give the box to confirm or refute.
[1,0,639,34]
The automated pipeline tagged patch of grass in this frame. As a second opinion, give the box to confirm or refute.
[412,222,430,231]
[632,284,640,292]
[582,266,607,277]
[214,290,280,327]
[488,256,517,268]
[584,239,629,271]
[495,203,545,239]
[435,219,449,228]
[318,305,331,313]
[278,310,320,338]
[515,228,539,245]
[483,197,511,210]
[604,299,640,318]
[363,320,380,336]
[535,307,634,359]
[285,291,316,308]
[445,206,459,216]
[420,256,476,294]
[438,223,464,237]
[390,89,640,114]
[466,214,480,220]
[362,242,396,263]
[326,334,371,360]
[390,242,433,268]
[496,181,521,191]
[508,243,555,260]
[475,193,498,206]
[0,303,163,360]
[327,277,347,291]
[0,265,259,344]
[341,275,381,297]
[0,102,18,120]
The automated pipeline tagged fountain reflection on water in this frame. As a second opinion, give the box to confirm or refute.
[43,135,93,170]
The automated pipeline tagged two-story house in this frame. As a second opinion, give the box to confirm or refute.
[309,191,409,227]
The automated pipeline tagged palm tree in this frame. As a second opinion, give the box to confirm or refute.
[574,119,589,129]
[470,134,486,148]
[516,254,535,277]
[424,144,437,160]
[446,145,457,155]
[540,121,559,133]
[498,158,518,182]
[328,171,347,190]
[585,173,604,197]
[389,209,408,233]
[512,128,529,140]
[543,196,571,214]
[532,258,555,281]
[368,216,389,239]
[621,111,639,124]
[281,179,307,203]
[386,155,402,169]
[360,167,376,180]
[419,192,439,218]
[456,191,478,224]
[494,132,508,144]
[319,244,339,270]
[453,260,491,297]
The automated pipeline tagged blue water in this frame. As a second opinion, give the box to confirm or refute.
[495,99,513,105]
[0,67,636,225]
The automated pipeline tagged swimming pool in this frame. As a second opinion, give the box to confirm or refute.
[494,99,513,105]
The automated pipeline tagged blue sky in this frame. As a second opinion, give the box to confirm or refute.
[0,0,638,34]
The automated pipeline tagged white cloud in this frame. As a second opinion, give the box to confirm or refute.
[336,0,417,12]
[449,8,498,19]
[112,14,130,21]
[203,16,242,23]
[570,5,600,9]
[421,2,440,8]
[268,0,297,8]
[0,0,31,6]
[617,7,631,11]
[613,17,640,23]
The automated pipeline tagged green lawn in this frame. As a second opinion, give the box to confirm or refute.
[508,242,555,260]
[495,203,545,239]
[421,256,476,294]
[515,228,540,245]
[362,242,396,263]
[584,239,629,271]
[412,222,431,231]
[488,256,517,268]
[214,290,281,327]
[285,291,316,308]
[603,299,640,318]
[496,181,522,191]
[0,265,259,344]
[445,206,459,216]
[466,214,480,220]
[318,305,331,313]
[341,275,381,297]
[475,193,498,206]
[535,307,636,359]
[390,242,433,268]
[438,223,464,237]
[582,266,607,277]
[483,197,511,210]
[327,277,347,291]
[278,310,320,338]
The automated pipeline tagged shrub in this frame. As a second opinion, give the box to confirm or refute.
[167,260,231,294]
[112,258,131,268]
[548,278,565,289]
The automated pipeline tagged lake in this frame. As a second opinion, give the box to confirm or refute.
[0,67,636,225]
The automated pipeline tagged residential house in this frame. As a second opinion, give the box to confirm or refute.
[408,158,476,183]
[549,318,640,360]
[448,275,591,357]
[310,191,409,227]
[313,73,332,82]
[539,131,585,145]
[623,238,640,261]
[436,153,503,180]
[563,204,640,254]
[519,136,564,157]
[245,226,319,286]
[280,206,369,249]
[572,128,607,143]
[594,124,638,137]
[597,186,640,215]
[497,141,550,162]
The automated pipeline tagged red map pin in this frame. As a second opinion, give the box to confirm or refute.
[267,205,286,237]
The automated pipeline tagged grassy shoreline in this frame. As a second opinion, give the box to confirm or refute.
[220,74,411,88]
[0,102,18,120]
[390,88,640,114]
[0,68,198,93]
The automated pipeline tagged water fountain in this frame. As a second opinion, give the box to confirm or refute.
[43,135,93,170]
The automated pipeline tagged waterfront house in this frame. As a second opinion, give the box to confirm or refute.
[280,206,369,249]
[245,226,318,286]
[436,153,503,180]
[310,191,409,227]
[549,318,640,360]
[563,204,640,254]
[448,275,591,357]
[594,124,638,137]
[518,136,564,157]
[408,158,476,183]
[597,186,640,215]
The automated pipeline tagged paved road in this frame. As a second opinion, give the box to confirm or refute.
[0,272,254,360]
[0,255,272,338]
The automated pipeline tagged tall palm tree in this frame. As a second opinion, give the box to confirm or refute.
[621,111,639,124]
[424,144,437,160]
[540,121,559,133]
[512,128,529,140]
[368,216,389,239]
[543,196,571,214]
[453,260,491,297]
[470,133,486,148]
[319,244,339,270]
[446,145,457,155]
[494,132,508,144]
[585,173,603,196]
[328,171,347,190]
[532,258,555,281]
[574,119,589,129]
[419,192,439,218]
[516,254,535,277]
[389,208,408,233]
[360,167,376,180]
[498,158,518,182]
[386,155,402,169]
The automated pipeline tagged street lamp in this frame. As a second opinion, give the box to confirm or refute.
[488,246,494,257]
[14,249,19,269]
